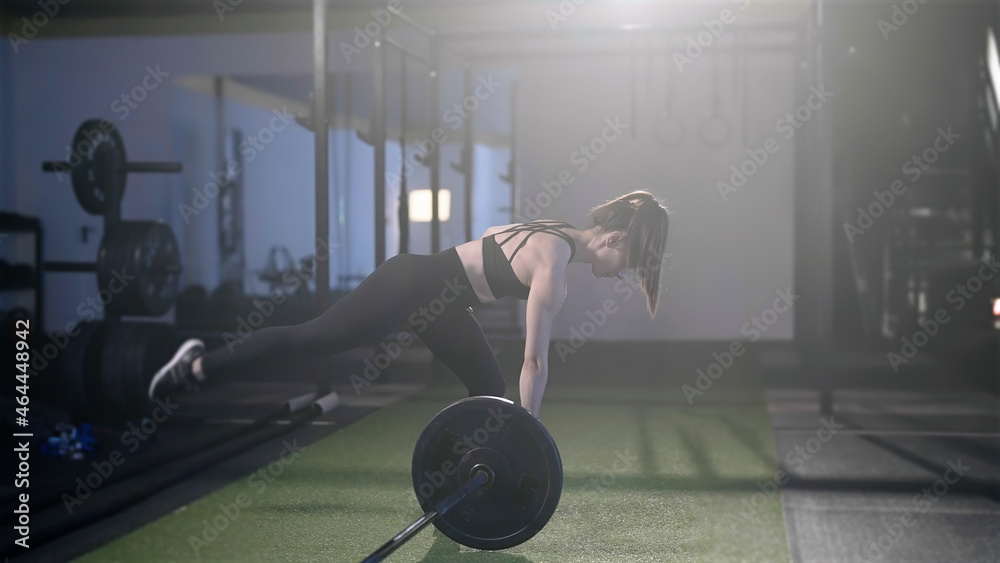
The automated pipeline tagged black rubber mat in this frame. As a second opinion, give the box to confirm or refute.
[767,389,1000,563]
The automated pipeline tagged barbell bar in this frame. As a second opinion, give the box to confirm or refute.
[362,469,490,562]
[41,119,182,215]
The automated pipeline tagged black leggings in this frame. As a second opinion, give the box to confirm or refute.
[200,248,506,397]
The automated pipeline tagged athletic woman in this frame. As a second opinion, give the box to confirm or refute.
[149,190,669,417]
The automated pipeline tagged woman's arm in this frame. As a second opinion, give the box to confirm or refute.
[520,267,567,417]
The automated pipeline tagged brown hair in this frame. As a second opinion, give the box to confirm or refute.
[587,190,670,317]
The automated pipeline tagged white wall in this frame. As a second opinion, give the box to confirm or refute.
[516,49,798,341]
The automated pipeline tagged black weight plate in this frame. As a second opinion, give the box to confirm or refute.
[132,221,181,317]
[61,322,108,421]
[100,322,137,423]
[70,119,127,215]
[98,221,181,317]
[96,223,134,316]
[118,222,145,316]
[411,396,562,551]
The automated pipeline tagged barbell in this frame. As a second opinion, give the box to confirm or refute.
[45,220,182,317]
[41,119,182,215]
[362,396,563,561]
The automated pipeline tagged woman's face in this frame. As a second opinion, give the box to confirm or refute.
[592,231,629,279]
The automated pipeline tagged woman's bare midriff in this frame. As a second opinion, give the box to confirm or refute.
[453,223,554,305]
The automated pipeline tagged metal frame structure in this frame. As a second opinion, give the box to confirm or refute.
[313,0,330,307]
[367,11,475,265]
[311,0,835,412]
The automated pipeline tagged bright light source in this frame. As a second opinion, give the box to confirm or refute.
[993,297,1000,317]
[988,28,1000,121]
[409,189,451,222]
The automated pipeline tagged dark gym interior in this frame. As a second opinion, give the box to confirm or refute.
[0,0,998,561]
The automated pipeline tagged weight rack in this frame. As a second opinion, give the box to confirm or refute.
[0,212,44,334]
[41,119,183,322]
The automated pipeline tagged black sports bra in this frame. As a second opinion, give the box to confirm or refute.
[481,221,576,300]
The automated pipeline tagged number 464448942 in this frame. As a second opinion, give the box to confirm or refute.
[14,318,30,418]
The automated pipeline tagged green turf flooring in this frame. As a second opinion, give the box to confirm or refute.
[76,385,791,562]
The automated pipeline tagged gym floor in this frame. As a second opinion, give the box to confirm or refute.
[18,344,1000,563]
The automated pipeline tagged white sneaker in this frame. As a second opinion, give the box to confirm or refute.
[149,339,205,400]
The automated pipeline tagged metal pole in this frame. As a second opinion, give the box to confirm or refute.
[361,471,488,563]
[509,81,518,224]
[429,35,441,253]
[399,54,409,254]
[313,0,330,308]
[437,21,798,41]
[363,510,440,563]
[812,0,834,416]
[343,73,352,282]
[104,122,122,323]
[792,14,813,400]
[462,62,474,241]
[471,43,796,61]
[374,35,387,266]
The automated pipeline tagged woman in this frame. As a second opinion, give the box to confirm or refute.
[150,191,669,417]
